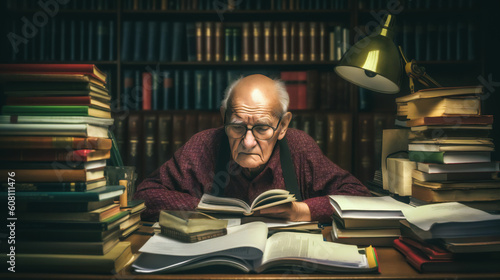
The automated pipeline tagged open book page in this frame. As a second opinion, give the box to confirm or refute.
[139,222,268,259]
[197,189,296,215]
[402,202,500,231]
[197,194,252,214]
[260,232,368,268]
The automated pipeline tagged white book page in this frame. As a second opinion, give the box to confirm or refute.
[139,222,268,258]
[250,189,290,209]
[329,195,414,211]
[402,202,500,231]
[197,194,251,213]
[261,232,367,268]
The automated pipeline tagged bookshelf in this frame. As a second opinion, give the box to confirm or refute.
[1,0,498,183]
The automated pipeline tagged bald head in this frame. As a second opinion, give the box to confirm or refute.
[221,74,289,118]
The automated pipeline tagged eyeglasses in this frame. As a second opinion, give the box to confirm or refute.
[224,117,282,141]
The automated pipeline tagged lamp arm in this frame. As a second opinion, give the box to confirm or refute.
[398,46,442,93]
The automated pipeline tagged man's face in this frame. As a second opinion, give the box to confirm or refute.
[225,86,286,174]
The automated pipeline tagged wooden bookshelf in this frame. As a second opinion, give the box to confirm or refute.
[0,0,497,182]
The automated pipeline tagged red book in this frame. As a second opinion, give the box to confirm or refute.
[281,71,307,110]
[1,149,111,162]
[406,115,493,127]
[0,64,107,83]
[5,96,110,110]
[142,72,152,110]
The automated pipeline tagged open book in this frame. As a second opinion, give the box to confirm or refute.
[132,222,378,274]
[196,189,296,215]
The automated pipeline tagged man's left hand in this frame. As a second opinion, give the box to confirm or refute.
[253,201,311,221]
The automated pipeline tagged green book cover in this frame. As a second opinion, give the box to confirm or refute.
[2,105,105,116]
[3,185,125,202]
[409,151,445,163]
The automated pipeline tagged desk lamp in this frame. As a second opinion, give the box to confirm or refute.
[335,14,441,94]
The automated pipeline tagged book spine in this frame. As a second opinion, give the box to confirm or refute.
[157,112,172,166]
[142,113,158,178]
[133,21,145,61]
[159,21,171,62]
[214,22,223,62]
[142,72,152,110]
[205,22,213,62]
[146,21,159,61]
[195,22,203,62]
[242,22,251,62]
[253,21,261,62]
[263,21,271,62]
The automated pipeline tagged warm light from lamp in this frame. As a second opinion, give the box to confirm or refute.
[335,14,402,94]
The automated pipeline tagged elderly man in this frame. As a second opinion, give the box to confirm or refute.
[134,74,370,222]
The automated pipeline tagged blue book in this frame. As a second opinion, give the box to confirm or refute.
[96,20,104,61]
[70,20,76,61]
[185,22,197,62]
[79,20,86,61]
[134,70,142,110]
[88,20,94,60]
[159,21,171,61]
[224,27,233,62]
[162,71,173,110]
[214,70,226,110]
[467,21,476,61]
[232,27,241,61]
[173,70,182,109]
[122,70,134,110]
[183,70,192,109]
[109,20,115,61]
[133,21,146,61]
[194,70,206,110]
[121,21,133,61]
[151,72,160,110]
[146,21,159,61]
[4,185,125,202]
[171,22,184,61]
[207,70,214,110]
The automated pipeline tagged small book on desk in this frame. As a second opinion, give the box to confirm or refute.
[133,222,379,274]
[196,189,296,215]
[158,210,228,243]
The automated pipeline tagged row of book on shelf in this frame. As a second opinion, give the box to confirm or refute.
[121,20,350,63]
[0,64,141,273]
[358,0,478,9]
[9,18,115,62]
[120,69,350,111]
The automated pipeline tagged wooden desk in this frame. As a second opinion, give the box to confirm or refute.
[4,224,500,280]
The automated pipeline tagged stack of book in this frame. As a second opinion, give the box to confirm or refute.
[329,195,414,246]
[395,86,500,208]
[0,64,134,273]
[395,202,500,273]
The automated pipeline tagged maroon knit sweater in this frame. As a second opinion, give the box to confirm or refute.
[134,128,370,222]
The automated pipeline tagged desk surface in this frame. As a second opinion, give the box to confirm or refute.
[5,224,500,280]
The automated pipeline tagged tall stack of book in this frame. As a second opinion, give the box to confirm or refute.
[0,64,134,273]
[329,195,414,247]
[395,86,500,210]
[395,202,500,273]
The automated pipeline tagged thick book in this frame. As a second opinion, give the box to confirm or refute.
[408,142,494,152]
[18,203,121,222]
[0,168,104,182]
[406,115,493,127]
[411,179,500,203]
[5,96,110,110]
[2,105,112,118]
[133,222,379,274]
[16,235,119,255]
[0,136,112,150]
[406,96,481,120]
[158,210,228,243]
[329,195,413,220]
[330,219,400,247]
[393,238,500,273]
[410,125,492,138]
[417,161,500,174]
[1,149,110,162]
[0,123,109,138]
[401,202,500,240]
[17,225,121,242]
[332,214,402,229]
[0,241,132,274]
[408,151,491,164]
[0,73,106,88]
[0,63,107,83]
[24,198,115,213]
[196,189,296,215]
[0,115,113,126]
[4,185,125,202]
[395,85,484,103]
[412,169,499,182]
[2,178,107,192]
[2,81,110,98]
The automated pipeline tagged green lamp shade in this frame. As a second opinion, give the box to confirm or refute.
[335,15,402,94]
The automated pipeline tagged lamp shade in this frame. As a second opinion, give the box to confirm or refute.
[335,14,401,94]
